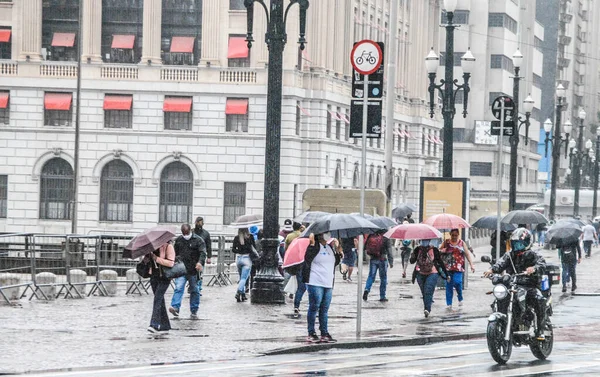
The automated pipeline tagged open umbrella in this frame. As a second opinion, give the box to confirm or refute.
[282,237,310,269]
[294,211,330,224]
[392,204,417,220]
[369,217,397,229]
[229,214,263,229]
[423,213,471,230]
[122,226,177,259]
[472,215,516,231]
[501,210,548,225]
[350,213,375,218]
[545,222,583,247]
[384,223,442,240]
[302,214,380,239]
[556,218,585,228]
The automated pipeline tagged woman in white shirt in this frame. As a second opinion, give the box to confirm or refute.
[302,232,343,343]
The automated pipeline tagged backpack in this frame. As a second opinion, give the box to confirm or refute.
[365,234,384,259]
[417,248,435,274]
[561,245,577,263]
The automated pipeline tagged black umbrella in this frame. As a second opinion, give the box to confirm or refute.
[392,204,417,221]
[302,214,380,239]
[369,217,397,229]
[556,218,586,228]
[294,211,330,224]
[546,222,583,247]
[472,215,516,231]
[501,210,548,225]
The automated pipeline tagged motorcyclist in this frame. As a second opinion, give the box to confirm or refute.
[484,228,548,340]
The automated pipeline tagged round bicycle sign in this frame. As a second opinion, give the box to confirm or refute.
[351,40,383,75]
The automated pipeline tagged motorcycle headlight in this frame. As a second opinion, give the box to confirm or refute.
[493,285,508,300]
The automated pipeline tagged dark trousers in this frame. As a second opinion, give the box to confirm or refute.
[583,240,593,257]
[150,276,171,331]
[525,287,546,334]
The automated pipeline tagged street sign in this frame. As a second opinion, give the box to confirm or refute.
[352,42,384,99]
[351,40,383,75]
[490,120,515,136]
[491,96,514,120]
[350,99,382,138]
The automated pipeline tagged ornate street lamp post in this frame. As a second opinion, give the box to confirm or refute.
[425,0,474,178]
[244,0,309,304]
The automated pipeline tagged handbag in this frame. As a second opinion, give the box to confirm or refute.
[161,258,187,280]
[249,245,260,262]
[136,259,151,278]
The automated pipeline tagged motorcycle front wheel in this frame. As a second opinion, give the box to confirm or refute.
[530,322,554,360]
[487,320,512,364]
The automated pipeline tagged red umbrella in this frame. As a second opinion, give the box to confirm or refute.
[384,223,442,240]
[283,237,311,269]
[122,226,177,259]
[423,213,471,230]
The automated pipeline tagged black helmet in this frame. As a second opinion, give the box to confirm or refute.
[510,228,533,252]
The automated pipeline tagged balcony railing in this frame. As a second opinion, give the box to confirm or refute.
[40,61,77,78]
[219,68,257,84]
[0,61,17,76]
[160,66,198,81]
[101,64,139,80]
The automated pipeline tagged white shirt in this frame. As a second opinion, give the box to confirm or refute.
[582,224,597,241]
[308,243,336,288]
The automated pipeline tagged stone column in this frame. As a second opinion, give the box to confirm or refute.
[82,0,102,63]
[200,0,221,66]
[18,0,43,61]
[141,0,162,65]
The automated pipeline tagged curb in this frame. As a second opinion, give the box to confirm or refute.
[264,331,486,356]
[572,292,600,297]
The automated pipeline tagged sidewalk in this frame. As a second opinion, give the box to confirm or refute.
[1,244,598,374]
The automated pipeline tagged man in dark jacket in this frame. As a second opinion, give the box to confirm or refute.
[169,223,207,320]
[362,230,394,302]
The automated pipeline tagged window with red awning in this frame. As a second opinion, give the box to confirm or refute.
[227,37,249,59]
[111,35,135,49]
[103,95,133,111]
[0,92,8,109]
[44,93,73,111]
[170,37,195,53]
[164,97,192,112]
[0,29,11,43]
[51,33,76,47]
[225,99,249,115]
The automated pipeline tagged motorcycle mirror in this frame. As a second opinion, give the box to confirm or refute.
[481,255,492,263]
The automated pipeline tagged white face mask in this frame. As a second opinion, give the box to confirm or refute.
[322,232,332,242]
[183,234,192,240]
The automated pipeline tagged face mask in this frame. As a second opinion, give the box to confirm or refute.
[322,232,332,242]
[421,239,430,247]
[183,234,192,240]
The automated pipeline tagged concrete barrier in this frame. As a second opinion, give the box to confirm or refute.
[99,269,118,296]
[36,272,57,299]
[0,273,21,302]
[69,269,87,295]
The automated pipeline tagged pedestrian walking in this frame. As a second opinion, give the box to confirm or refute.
[232,228,256,302]
[440,229,475,310]
[279,219,294,239]
[362,230,394,302]
[285,222,303,250]
[581,223,597,258]
[303,232,342,343]
[535,223,547,247]
[340,237,357,282]
[147,242,175,334]
[193,216,212,295]
[490,230,510,263]
[404,213,415,223]
[168,224,206,320]
[399,239,412,278]
[559,240,582,293]
[410,239,449,318]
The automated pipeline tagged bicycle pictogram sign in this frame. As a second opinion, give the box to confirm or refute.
[351,40,382,75]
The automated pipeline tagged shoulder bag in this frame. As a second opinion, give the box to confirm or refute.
[161,258,187,280]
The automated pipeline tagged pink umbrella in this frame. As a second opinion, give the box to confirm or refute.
[283,237,311,269]
[423,213,471,230]
[384,223,442,240]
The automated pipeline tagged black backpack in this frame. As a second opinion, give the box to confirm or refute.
[561,245,577,263]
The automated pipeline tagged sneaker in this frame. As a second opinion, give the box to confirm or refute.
[168,307,179,318]
[458,301,463,307]
[363,291,368,301]
[190,313,199,320]
[293,308,300,319]
[446,305,453,311]
[379,297,389,302]
[288,293,294,300]
[320,333,337,343]
[424,310,430,318]
[347,277,353,283]
[306,333,320,343]
[562,286,567,293]
[147,326,158,334]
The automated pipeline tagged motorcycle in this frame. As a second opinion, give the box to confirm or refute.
[481,255,554,364]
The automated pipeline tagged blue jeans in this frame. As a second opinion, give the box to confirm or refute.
[294,270,307,309]
[306,284,333,335]
[446,271,463,306]
[562,261,576,286]
[170,273,200,314]
[236,255,252,294]
[364,259,388,299]
[416,273,438,312]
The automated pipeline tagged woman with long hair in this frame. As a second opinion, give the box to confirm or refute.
[232,227,256,302]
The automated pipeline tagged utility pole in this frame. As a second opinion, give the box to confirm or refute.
[384,0,398,215]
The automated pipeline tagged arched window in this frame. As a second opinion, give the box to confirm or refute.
[159,161,193,223]
[352,164,359,188]
[376,167,382,189]
[334,161,342,188]
[368,166,374,188]
[40,158,73,220]
[403,171,409,191]
[100,160,133,222]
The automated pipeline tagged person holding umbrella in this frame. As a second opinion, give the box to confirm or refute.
[232,228,257,302]
[303,232,343,343]
[440,229,476,310]
[146,242,175,334]
[410,239,449,318]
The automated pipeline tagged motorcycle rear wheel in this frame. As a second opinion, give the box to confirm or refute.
[530,322,553,360]
[487,320,512,364]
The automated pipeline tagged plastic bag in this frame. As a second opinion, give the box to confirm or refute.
[284,277,298,294]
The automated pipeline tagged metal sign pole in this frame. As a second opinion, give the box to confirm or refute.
[357,73,369,338]
[496,101,506,262]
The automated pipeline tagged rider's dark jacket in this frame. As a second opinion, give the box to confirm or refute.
[491,249,546,287]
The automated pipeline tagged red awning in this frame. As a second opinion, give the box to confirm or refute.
[227,37,249,59]
[44,93,72,111]
[164,97,192,112]
[51,32,76,47]
[297,104,311,116]
[103,95,133,111]
[0,92,8,109]
[340,113,350,124]
[170,36,195,53]
[435,136,443,145]
[225,99,248,115]
[0,29,11,43]
[111,35,135,49]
